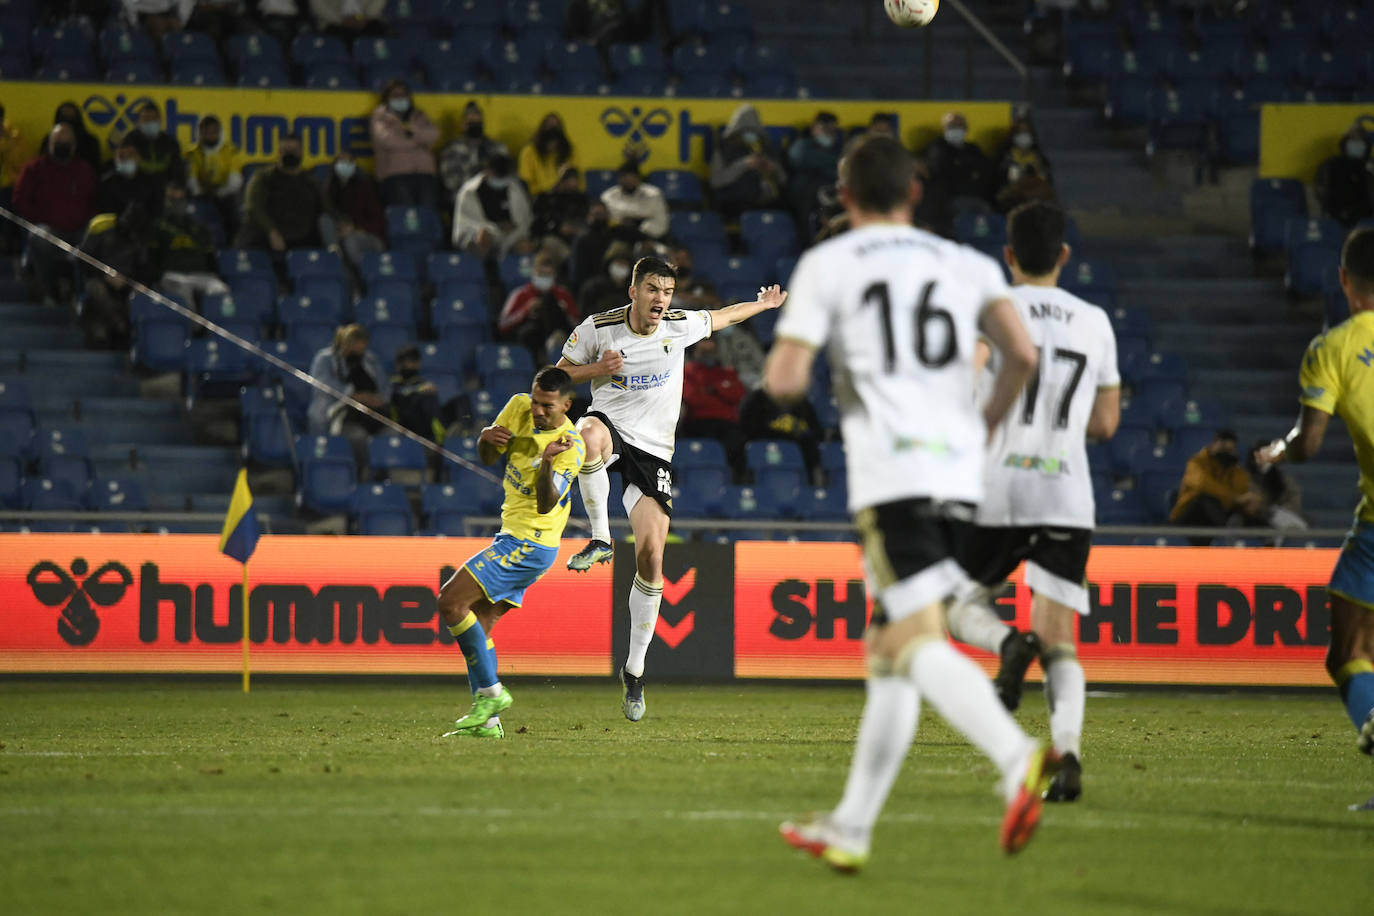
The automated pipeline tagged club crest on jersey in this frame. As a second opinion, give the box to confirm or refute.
[662,340,674,354]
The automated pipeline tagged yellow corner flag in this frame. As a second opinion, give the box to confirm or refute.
[218,470,260,693]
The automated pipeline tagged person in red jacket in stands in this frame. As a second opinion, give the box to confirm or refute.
[681,335,747,469]
[498,250,579,364]
[14,122,97,306]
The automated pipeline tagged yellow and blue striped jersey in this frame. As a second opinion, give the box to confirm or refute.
[1299,310,1374,522]
[490,393,585,547]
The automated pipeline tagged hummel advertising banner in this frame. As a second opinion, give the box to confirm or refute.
[0,535,1338,686]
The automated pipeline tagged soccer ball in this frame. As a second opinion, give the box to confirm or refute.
[885,0,939,28]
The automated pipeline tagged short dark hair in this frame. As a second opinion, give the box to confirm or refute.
[1342,227,1374,294]
[199,114,220,130]
[395,343,420,364]
[380,78,409,99]
[139,101,161,118]
[632,256,677,288]
[280,132,302,146]
[164,179,188,195]
[1008,201,1067,277]
[838,135,914,214]
[116,134,138,151]
[489,152,514,177]
[533,365,574,396]
[1215,428,1237,444]
[617,160,640,176]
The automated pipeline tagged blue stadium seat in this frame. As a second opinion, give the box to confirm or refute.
[238,59,290,87]
[1171,426,1214,459]
[1133,351,1187,386]
[677,437,729,471]
[1285,218,1345,296]
[954,210,1007,248]
[441,434,480,466]
[799,483,847,521]
[107,61,162,84]
[297,434,356,514]
[1131,380,1187,426]
[1137,470,1179,522]
[173,58,225,86]
[1249,177,1308,254]
[352,481,413,535]
[226,31,284,69]
[243,408,297,468]
[0,375,34,431]
[102,25,158,63]
[433,297,492,348]
[476,343,535,382]
[361,250,420,287]
[673,70,733,98]
[745,439,805,475]
[287,248,347,283]
[754,466,805,513]
[386,206,443,254]
[132,318,190,372]
[91,476,147,513]
[584,169,619,200]
[354,35,417,72]
[164,30,218,65]
[645,169,704,209]
[1108,426,1153,474]
[33,23,92,63]
[366,277,419,315]
[483,369,528,400]
[204,290,274,328]
[1146,83,1210,153]
[670,210,725,247]
[293,275,349,310]
[283,321,336,356]
[1096,487,1148,525]
[23,476,84,511]
[219,248,274,280]
[466,388,503,429]
[1157,397,1226,433]
[292,32,350,66]
[185,338,255,405]
[36,57,95,81]
[422,482,481,535]
[277,293,345,329]
[356,294,417,329]
[739,209,799,259]
[609,42,667,77]
[498,252,536,292]
[34,426,92,497]
[427,251,487,286]
[306,62,360,90]
[368,433,428,480]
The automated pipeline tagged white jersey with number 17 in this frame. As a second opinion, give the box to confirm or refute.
[775,223,1013,514]
[978,284,1119,530]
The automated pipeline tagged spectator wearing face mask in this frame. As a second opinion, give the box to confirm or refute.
[788,111,842,231]
[921,110,995,236]
[1315,125,1374,227]
[518,113,577,198]
[323,152,387,274]
[308,322,392,474]
[14,123,98,306]
[156,179,230,308]
[667,242,721,309]
[185,115,243,215]
[124,101,185,193]
[532,163,591,257]
[79,200,158,348]
[389,343,446,442]
[97,136,162,218]
[711,103,787,220]
[601,160,669,241]
[369,79,440,212]
[236,134,339,253]
[452,152,534,260]
[577,239,633,317]
[1170,428,1263,545]
[439,101,508,198]
[39,101,102,174]
[498,250,578,363]
[994,115,1055,213]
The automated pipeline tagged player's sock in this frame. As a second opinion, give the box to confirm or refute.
[1043,645,1085,758]
[945,592,1012,654]
[909,639,1034,783]
[625,574,662,678]
[477,638,503,699]
[1335,660,1374,729]
[579,458,612,543]
[449,612,498,691]
[829,676,920,846]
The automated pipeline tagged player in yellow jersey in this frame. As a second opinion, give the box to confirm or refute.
[437,367,586,738]
[1263,228,1374,808]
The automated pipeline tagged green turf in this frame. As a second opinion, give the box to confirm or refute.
[1,680,1369,915]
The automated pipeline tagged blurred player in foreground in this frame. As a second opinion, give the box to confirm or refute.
[947,199,1121,803]
[1261,228,1374,810]
[436,367,585,739]
[763,134,1058,872]
[557,258,785,722]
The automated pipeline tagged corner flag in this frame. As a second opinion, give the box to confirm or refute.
[219,469,260,563]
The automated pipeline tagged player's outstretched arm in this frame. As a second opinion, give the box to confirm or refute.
[556,350,624,384]
[535,434,575,514]
[978,297,1038,434]
[710,284,787,331]
[1262,406,1332,465]
[477,424,513,465]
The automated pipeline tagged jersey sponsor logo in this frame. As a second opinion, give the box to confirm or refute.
[599,105,672,163]
[1358,347,1374,367]
[1003,453,1071,476]
[609,371,673,390]
[892,436,955,456]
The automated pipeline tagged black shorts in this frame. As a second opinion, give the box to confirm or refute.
[855,498,977,625]
[588,411,673,517]
[959,525,1092,592]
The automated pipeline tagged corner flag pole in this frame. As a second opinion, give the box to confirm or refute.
[242,561,251,694]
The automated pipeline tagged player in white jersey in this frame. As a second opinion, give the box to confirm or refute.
[946,200,1121,803]
[556,256,785,721]
[763,134,1058,871]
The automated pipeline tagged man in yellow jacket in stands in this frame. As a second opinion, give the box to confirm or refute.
[1169,428,1262,544]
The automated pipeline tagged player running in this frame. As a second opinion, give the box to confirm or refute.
[945,199,1121,803]
[557,256,784,721]
[436,367,585,739]
[764,134,1058,871]
[1261,227,1374,810]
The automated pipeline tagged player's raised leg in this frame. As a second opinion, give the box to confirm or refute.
[568,414,616,571]
[946,585,1042,712]
[619,489,670,721]
[1325,591,1374,754]
[1030,592,1086,800]
[437,565,513,738]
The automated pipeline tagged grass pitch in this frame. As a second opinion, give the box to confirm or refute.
[1,680,1369,916]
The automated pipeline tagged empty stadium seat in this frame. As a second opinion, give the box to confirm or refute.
[799,483,847,521]
[646,169,704,208]
[91,476,148,513]
[297,434,356,514]
[745,439,805,475]
[352,481,413,535]
[1250,178,1308,255]
[739,209,798,259]
[427,251,487,286]
[368,433,428,482]
[132,317,190,372]
[361,250,421,287]
[386,206,443,254]
[421,481,488,535]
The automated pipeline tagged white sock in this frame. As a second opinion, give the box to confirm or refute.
[829,676,920,849]
[483,715,500,728]
[625,574,662,678]
[1045,653,1086,758]
[579,458,611,543]
[945,595,1013,654]
[477,682,503,698]
[909,640,1034,795]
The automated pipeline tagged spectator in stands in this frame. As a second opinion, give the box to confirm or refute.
[711,104,787,220]
[518,113,577,198]
[566,0,629,47]
[667,242,719,307]
[96,136,161,218]
[994,114,1056,213]
[739,385,823,478]
[308,322,391,474]
[0,103,23,253]
[186,115,243,231]
[568,199,613,291]
[323,151,387,277]
[156,180,230,307]
[1315,125,1374,228]
[681,336,748,466]
[1246,440,1308,533]
[310,0,386,35]
[186,0,245,42]
[369,79,440,212]
[122,0,189,43]
[498,250,579,363]
[389,343,444,442]
[787,111,842,232]
[79,201,157,347]
[451,152,534,260]
[14,123,97,306]
[39,101,102,175]
[577,239,633,317]
[921,110,995,236]
[601,160,669,241]
[125,101,185,192]
[254,0,304,49]
[439,101,506,199]
[1169,428,1263,545]
[236,134,338,253]
[531,164,590,264]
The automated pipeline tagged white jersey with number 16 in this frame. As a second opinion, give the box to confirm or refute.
[775,223,1013,514]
